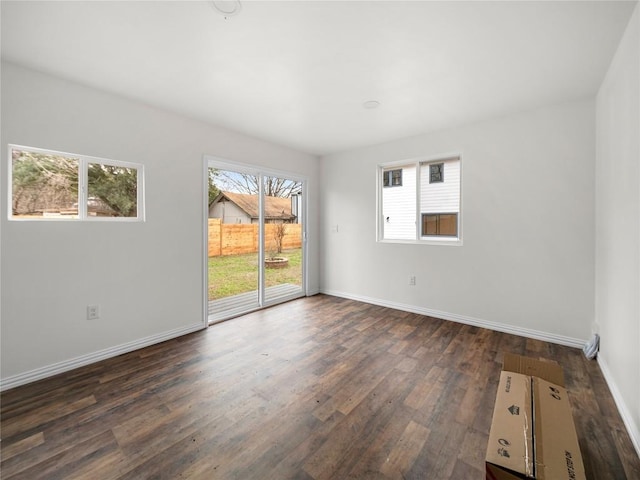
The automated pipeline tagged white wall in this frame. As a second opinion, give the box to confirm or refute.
[595,4,640,454]
[0,62,320,387]
[321,99,595,345]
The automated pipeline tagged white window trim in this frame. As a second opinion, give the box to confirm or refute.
[377,153,463,246]
[8,144,145,222]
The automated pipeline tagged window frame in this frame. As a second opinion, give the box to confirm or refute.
[8,144,145,222]
[377,154,462,246]
[382,168,403,187]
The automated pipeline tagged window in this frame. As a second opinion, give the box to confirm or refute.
[422,213,458,236]
[383,168,402,187]
[429,163,443,183]
[9,145,144,221]
[379,156,461,243]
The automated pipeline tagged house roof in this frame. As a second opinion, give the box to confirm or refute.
[213,191,295,220]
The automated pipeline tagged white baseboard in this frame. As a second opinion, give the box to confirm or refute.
[0,323,206,392]
[597,355,640,458]
[320,289,587,348]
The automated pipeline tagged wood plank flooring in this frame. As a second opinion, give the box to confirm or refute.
[1,294,639,479]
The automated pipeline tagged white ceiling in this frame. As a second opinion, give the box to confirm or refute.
[1,1,637,156]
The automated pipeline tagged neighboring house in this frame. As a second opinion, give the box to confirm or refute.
[382,165,417,240]
[382,157,461,240]
[419,157,461,237]
[209,191,297,224]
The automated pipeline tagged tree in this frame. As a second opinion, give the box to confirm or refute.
[215,171,300,198]
[11,149,137,217]
[272,223,287,255]
[208,168,220,204]
[11,150,77,215]
[87,164,138,217]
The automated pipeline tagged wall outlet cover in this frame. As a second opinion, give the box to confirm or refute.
[87,305,100,320]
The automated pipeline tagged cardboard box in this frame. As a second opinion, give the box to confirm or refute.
[485,353,586,480]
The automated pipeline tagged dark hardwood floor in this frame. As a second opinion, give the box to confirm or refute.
[1,294,639,479]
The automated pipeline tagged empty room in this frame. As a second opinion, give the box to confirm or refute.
[1,1,639,479]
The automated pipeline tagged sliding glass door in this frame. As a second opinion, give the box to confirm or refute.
[262,175,304,304]
[205,158,306,323]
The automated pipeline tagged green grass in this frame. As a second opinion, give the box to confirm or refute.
[208,248,302,300]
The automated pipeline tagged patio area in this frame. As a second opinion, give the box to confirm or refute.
[208,283,303,323]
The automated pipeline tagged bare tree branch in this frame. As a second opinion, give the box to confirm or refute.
[214,171,301,198]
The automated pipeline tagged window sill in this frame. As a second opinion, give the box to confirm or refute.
[378,237,463,246]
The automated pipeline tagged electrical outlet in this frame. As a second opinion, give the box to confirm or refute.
[87,305,100,320]
[409,276,416,286]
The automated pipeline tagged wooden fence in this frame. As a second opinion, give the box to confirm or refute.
[208,218,302,257]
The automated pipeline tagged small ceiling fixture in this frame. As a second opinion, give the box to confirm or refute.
[210,1,242,19]
[363,100,380,109]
